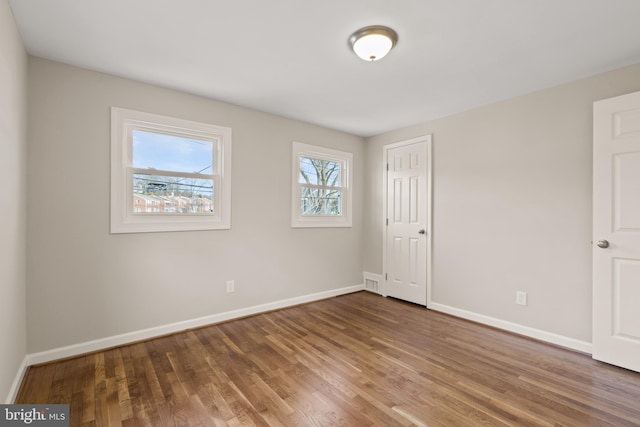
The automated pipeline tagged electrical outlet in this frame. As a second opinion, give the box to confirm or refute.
[516,291,527,306]
[226,280,235,293]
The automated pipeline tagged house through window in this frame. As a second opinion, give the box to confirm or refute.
[111,107,232,233]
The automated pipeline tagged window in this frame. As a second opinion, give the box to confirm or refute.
[291,141,352,228]
[111,107,231,233]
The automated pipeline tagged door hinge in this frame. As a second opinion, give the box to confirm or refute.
[386,218,389,226]
[386,163,389,171]
[385,273,388,280]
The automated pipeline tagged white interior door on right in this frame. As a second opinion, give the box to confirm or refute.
[384,135,432,306]
[593,90,640,373]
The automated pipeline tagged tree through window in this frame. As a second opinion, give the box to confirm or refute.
[292,142,352,228]
[299,156,342,215]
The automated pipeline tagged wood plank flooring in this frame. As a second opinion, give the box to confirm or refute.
[16,291,640,426]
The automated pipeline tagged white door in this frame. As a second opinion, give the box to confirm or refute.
[593,91,640,372]
[384,136,432,306]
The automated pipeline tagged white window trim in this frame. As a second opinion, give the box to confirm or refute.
[291,141,353,228]
[111,107,232,233]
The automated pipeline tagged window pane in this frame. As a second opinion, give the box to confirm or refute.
[133,130,213,174]
[133,173,214,214]
[300,187,342,215]
[299,156,341,186]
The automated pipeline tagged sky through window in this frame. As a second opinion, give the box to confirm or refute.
[132,130,213,174]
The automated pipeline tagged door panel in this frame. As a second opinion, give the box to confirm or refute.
[612,259,640,338]
[384,136,431,306]
[593,91,640,372]
[614,152,640,230]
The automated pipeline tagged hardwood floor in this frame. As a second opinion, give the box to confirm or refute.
[16,291,640,426]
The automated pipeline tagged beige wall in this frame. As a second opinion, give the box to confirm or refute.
[364,63,640,343]
[0,0,27,402]
[26,57,365,353]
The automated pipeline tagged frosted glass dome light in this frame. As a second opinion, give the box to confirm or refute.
[349,26,398,61]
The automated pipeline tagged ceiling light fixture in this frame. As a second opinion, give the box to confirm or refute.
[348,25,398,62]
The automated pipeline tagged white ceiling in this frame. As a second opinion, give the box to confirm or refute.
[9,0,640,137]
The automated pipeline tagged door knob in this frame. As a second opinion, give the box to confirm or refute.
[596,240,609,248]
[418,229,426,235]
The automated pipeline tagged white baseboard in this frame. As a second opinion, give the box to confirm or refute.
[25,284,364,367]
[429,302,592,354]
[5,357,28,404]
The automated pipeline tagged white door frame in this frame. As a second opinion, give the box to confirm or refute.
[382,135,433,307]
